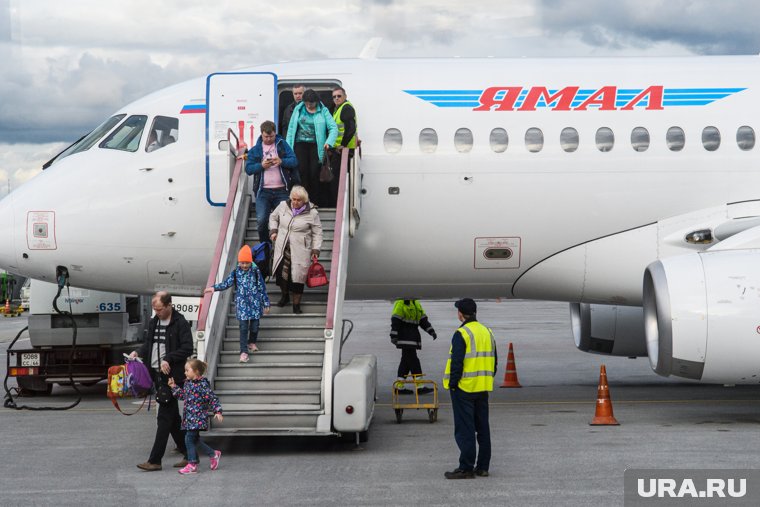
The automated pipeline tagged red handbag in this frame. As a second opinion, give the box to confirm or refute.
[306,258,328,288]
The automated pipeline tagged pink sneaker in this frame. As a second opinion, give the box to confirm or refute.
[210,450,222,470]
[178,463,197,475]
[248,343,259,353]
[239,352,249,363]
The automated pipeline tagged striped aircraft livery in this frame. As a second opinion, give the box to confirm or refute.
[403,87,746,111]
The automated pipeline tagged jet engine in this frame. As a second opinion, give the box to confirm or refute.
[570,303,647,357]
[643,250,760,384]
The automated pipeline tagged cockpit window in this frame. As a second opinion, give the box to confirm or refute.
[100,115,148,152]
[146,116,179,153]
[55,114,126,163]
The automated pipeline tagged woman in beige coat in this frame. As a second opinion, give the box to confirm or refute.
[269,185,323,314]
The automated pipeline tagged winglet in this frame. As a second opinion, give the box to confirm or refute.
[359,38,382,60]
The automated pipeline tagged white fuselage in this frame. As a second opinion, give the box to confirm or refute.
[1,56,759,302]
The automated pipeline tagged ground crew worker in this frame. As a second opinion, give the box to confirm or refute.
[443,298,498,479]
[331,87,357,153]
[327,86,357,206]
[390,298,437,394]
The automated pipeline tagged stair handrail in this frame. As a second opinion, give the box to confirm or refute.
[196,128,249,363]
[315,148,351,432]
[325,147,351,332]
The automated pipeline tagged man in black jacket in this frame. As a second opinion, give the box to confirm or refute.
[279,84,304,136]
[131,291,194,471]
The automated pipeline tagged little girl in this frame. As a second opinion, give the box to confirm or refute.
[168,359,223,475]
[205,245,270,363]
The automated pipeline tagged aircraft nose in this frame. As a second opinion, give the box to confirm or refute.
[0,194,18,271]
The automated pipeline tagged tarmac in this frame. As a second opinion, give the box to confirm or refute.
[1,299,759,506]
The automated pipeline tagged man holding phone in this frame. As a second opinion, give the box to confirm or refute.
[245,120,299,243]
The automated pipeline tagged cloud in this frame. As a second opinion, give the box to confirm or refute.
[539,0,760,55]
[0,142,65,196]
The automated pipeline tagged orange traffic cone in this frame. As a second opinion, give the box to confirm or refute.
[3,299,9,314]
[590,364,619,425]
[499,342,522,388]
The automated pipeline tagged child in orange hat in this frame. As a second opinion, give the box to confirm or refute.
[204,245,270,362]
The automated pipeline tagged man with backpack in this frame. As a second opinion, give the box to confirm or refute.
[130,291,193,471]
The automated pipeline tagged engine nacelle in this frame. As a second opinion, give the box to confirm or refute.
[570,303,647,356]
[643,250,760,383]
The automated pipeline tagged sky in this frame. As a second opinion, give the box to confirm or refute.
[2,0,760,195]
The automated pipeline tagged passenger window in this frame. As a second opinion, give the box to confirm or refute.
[525,128,544,153]
[100,115,148,152]
[489,128,508,153]
[56,115,126,163]
[146,116,179,153]
[560,127,579,153]
[737,126,755,151]
[666,126,685,151]
[454,128,473,153]
[595,127,614,152]
[631,127,650,152]
[419,128,438,153]
[383,128,403,153]
[701,126,720,152]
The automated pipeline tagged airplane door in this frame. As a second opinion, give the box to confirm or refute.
[206,72,277,205]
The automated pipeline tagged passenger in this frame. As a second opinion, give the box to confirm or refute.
[245,120,299,244]
[285,89,338,207]
[327,86,358,207]
[269,185,323,315]
[168,359,223,475]
[204,245,270,363]
[280,84,305,136]
[443,298,498,480]
[146,130,160,152]
[390,298,437,394]
[131,291,193,472]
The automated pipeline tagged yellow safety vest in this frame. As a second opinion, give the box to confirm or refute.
[391,299,426,324]
[332,100,357,149]
[443,321,496,392]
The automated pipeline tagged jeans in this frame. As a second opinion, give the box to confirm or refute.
[239,318,260,353]
[450,389,491,472]
[185,430,215,464]
[255,187,289,243]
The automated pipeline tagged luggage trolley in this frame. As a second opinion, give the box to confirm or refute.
[391,373,439,423]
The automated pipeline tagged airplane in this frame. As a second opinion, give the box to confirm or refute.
[1,55,760,385]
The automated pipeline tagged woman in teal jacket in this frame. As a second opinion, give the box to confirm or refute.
[285,89,338,207]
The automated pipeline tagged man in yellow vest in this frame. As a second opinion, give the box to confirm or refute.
[390,298,437,394]
[327,86,358,206]
[443,298,498,479]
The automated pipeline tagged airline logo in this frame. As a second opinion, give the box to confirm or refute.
[404,86,746,111]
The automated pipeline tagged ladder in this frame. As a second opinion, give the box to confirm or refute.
[196,141,359,436]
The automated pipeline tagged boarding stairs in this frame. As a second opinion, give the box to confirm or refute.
[196,132,361,436]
